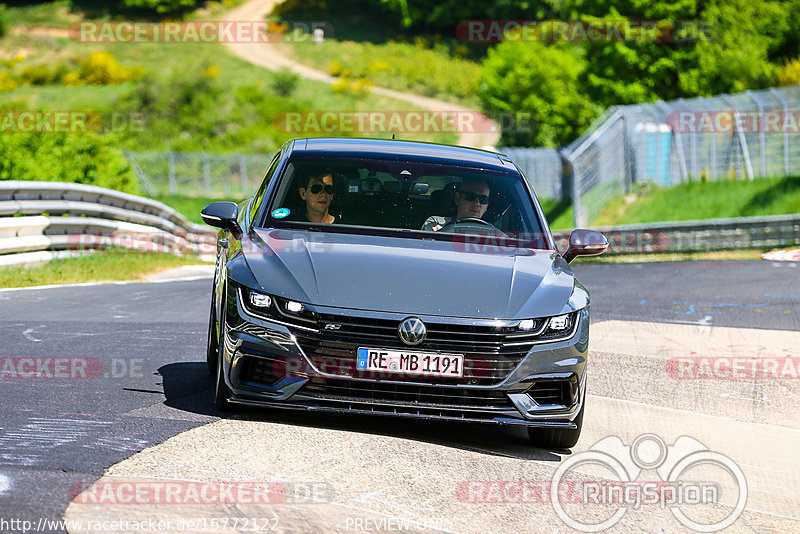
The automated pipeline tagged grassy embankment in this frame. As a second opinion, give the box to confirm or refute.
[278,37,482,107]
[544,175,800,230]
[0,251,209,288]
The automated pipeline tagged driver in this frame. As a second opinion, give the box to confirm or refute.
[421,177,490,232]
[297,169,336,224]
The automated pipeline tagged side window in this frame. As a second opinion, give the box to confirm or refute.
[250,152,282,221]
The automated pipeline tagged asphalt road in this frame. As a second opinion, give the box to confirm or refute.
[0,259,798,532]
[572,259,800,330]
[0,280,219,532]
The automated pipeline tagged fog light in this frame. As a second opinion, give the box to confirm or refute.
[250,291,272,308]
[517,319,535,330]
[286,301,304,313]
[549,314,570,331]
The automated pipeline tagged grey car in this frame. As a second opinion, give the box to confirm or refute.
[202,138,607,449]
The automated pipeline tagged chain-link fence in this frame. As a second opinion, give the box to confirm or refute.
[501,147,566,201]
[569,84,800,226]
[124,151,274,198]
[503,83,800,227]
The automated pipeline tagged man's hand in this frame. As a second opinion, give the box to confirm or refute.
[431,224,443,232]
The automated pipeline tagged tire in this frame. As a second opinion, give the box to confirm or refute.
[213,290,233,412]
[214,339,232,412]
[205,297,218,376]
[528,403,584,450]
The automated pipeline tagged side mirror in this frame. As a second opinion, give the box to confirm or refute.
[201,202,240,232]
[562,229,608,263]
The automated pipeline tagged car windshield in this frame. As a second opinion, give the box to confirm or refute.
[264,157,549,248]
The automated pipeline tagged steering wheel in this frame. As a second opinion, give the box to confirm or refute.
[439,217,496,231]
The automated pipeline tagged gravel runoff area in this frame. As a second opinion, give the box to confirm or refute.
[65,320,800,533]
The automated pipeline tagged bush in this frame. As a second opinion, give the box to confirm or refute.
[121,0,200,16]
[272,68,299,97]
[478,41,601,147]
[77,52,144,86]
[0,133,139,194]
[19,64,54,86]
[118,69,306,152]
[0,71,17,91]
[0,4,8,38]
[777,57,800,86]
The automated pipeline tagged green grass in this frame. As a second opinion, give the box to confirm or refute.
[0,250,209,288]
[280,38,481,106]
[574,249,767,264]
[593,176,800,226]
[2,0,78,28]
[0,3,460,152]
[538,198,574,230]
[153,194,244,224]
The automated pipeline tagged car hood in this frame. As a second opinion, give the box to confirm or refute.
[242,229,575,319]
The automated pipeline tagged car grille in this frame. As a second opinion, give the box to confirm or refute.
[292,313,555,385]
[526,381,570,406]
[296,378,518,418]
[239,355,284,387]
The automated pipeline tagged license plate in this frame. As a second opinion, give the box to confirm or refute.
[356,348,464,378]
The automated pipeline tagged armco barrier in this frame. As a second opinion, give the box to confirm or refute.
[0,181,218,267]
[553,214,800,255]
[0,182,797,266]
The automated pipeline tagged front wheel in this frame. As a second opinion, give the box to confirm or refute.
[528,403,584,450]
[214,342,233,412]
[214,297,233,412]
[205,297,218,376]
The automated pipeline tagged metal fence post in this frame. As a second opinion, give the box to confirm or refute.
[124,150,156,197]
[168,151,176,195]
[746,90,767,177]
[560,150,582,228]
[203,153,212,195]
[239,154,248,196]
[722,95,754,180]
[770,87,791,176]
[620,109,634,193]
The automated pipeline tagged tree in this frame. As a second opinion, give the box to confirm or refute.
[478,40,601,147]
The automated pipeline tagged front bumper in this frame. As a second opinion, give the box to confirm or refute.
[219,290,590,429]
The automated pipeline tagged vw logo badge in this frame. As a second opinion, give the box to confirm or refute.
[398,317,426,346]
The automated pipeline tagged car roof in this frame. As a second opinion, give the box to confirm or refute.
[288,138,519,174]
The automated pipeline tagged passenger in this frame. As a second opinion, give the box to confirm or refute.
[298,170,336,224]
[421,177,490,232]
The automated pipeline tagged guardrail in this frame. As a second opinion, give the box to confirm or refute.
[553,214,800,255]
[0,181,217,267]
[0,181,796,267]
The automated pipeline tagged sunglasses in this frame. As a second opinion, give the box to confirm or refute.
[308,183,334,195]
[459,190,490,204]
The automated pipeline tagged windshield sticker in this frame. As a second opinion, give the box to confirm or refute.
[271,208,291,219]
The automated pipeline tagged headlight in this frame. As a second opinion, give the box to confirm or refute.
[249,291,272,308]
[511,312,577,340]
[548,314,571,331]
[241,286,316,325]
[286,300,304,313]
